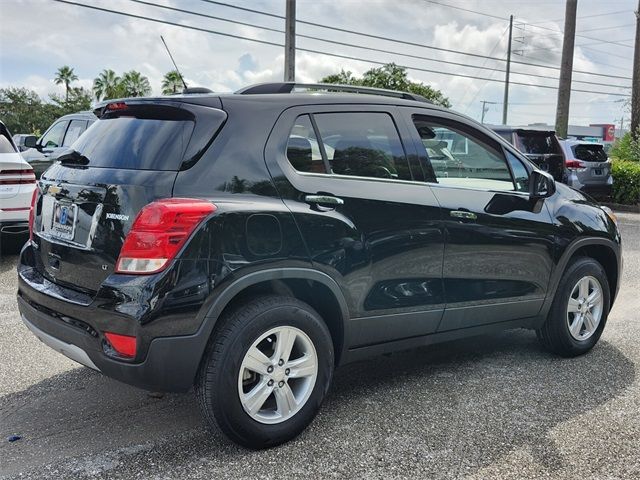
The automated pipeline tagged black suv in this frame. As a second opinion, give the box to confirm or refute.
[17,83,622,449]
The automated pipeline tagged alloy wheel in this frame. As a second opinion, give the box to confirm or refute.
[238,326,318,424]
[566,275,604,341]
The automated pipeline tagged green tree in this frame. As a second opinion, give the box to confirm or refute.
[49,86,93,115]
[93,69,122,101]
[611,128,640,163]
[121,70,152,97]
[54,65,79,102]
[320,63,451,108]
[162,70,184,95]
[0,87,58,135]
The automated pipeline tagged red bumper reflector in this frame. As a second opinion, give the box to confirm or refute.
[104,332,137,358]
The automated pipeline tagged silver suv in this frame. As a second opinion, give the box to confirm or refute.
[559,140,612,197]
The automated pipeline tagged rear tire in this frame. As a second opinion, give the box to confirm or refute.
[195,295,334,449]
[536,257,610,357]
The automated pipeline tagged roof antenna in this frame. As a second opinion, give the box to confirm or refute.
[160,35,188,91]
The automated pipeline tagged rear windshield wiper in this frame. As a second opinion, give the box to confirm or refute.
[57,149,90,166]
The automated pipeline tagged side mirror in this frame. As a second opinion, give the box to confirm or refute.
[24,135,38,149]
[529,170,556,199]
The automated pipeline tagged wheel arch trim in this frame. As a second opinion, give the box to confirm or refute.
[199,267,350,359]
[538,236,621,326]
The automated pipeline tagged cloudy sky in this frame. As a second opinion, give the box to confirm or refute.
[0,0,636,127]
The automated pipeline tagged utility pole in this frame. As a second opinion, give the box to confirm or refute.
[555,0,578,139]
[284,0,296,82]
[481,100,498,124]
[502,15,513,125]
[631,0,639,139]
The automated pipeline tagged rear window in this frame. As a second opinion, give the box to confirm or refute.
[0,132,16,154]
[71,105,195,170]
[517,132,561,155]
[572,144,608,162]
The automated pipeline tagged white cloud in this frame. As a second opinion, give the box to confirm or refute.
[0,0,634,125]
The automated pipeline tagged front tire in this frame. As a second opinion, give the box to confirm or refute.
[196,295,334,449]
[537,257,610,357]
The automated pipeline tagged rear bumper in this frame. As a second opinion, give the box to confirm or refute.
[17,294,204,392]
[0,220,29,235]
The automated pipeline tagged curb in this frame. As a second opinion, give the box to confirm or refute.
[600,202,640,213]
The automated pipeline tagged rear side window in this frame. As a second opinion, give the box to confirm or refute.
[286,115,326,174]
[285,112,412,181]
[71,106,195,170]
[517,132,561,155]
[0,132,16,153]
[62,119,87,146]
[572,144,608,162]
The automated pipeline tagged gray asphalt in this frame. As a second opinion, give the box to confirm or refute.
[1,213,639,479]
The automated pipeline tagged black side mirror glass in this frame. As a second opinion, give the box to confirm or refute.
[529,170,556,199]
[24,135,37,148]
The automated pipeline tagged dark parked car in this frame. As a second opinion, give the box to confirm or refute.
[490,125,566,183]
[18,84,622,449]
[18,111,97,178]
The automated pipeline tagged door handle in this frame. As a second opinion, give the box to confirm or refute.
[304,195,344,206]
[450,210,477,220]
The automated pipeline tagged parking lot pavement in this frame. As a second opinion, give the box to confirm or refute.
[1,212,639,479]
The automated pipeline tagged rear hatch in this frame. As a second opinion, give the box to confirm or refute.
[32,99,226,294]
[514,129,565,182]
[571,143,610,180]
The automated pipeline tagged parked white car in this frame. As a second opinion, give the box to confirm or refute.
[0,121,35,252]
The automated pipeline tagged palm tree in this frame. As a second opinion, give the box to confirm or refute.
[54,66,78,102]
[93,69,121,101]
[121,71,152,97]
[161,70,184,95]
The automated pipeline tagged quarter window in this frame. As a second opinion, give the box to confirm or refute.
[412,115,514,191]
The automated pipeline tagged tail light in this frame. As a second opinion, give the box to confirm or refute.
[115,198,216,274]
[104,332,137,358]
[28,188,38,242]
[0,169,36,185]
[566,159,586,171]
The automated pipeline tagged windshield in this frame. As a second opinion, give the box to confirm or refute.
[517,132,561,155]
[70,106,195,171]
[572,144,608,162]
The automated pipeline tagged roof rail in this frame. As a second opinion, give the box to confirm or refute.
[235,82,430,103]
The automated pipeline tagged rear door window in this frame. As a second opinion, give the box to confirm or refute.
[71,105,196,171]
[62,119,88,146]
[313,112,411,181]
[286,115,327,174]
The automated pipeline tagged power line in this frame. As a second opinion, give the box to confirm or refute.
[130,0,283,33]
[420,0,635,48]
[51,0,631,98]
[421,0,508,21]
[129,0,631,90]
[579,23,636,33]
[528,9,633,24]
[195,0,632,81]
